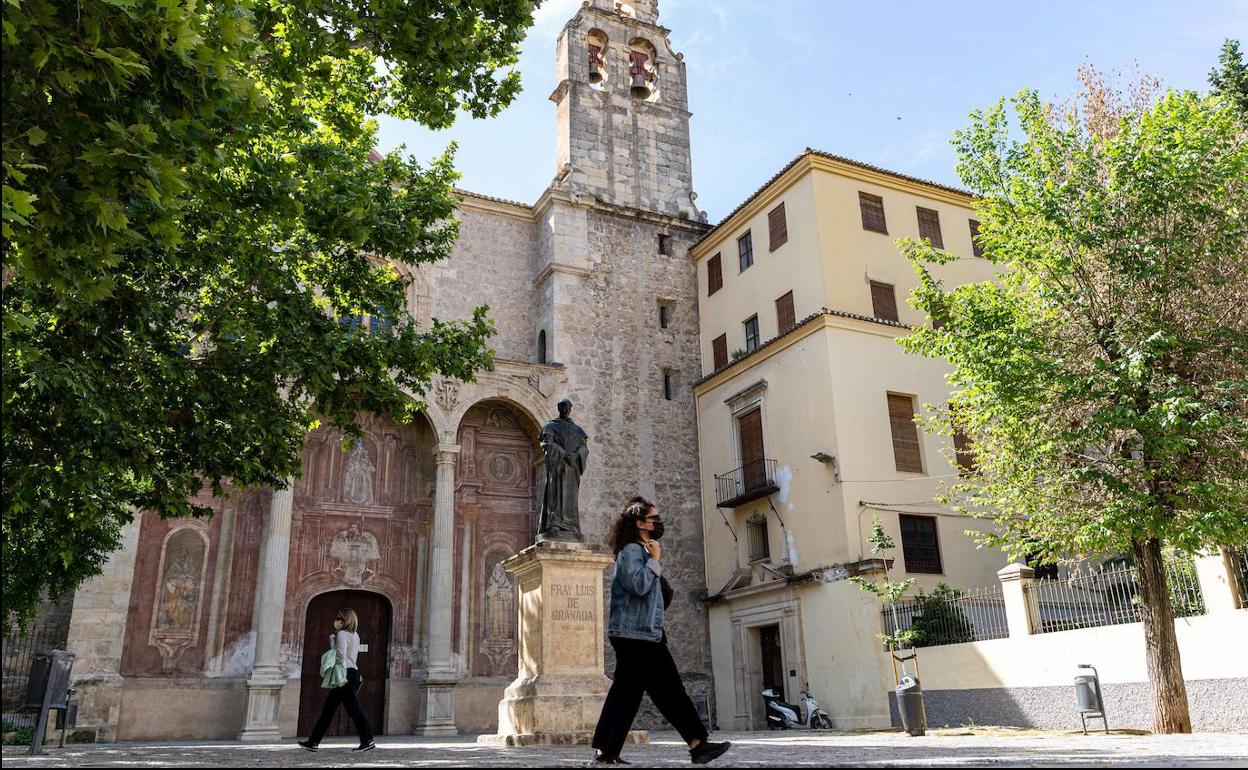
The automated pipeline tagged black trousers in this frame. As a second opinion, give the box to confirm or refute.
[592,635,708,758]
[308,667,374,745]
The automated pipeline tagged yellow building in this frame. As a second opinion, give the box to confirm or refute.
[691,149,1006,729]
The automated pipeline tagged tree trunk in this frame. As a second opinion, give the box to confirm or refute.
[1131,537,1192,734]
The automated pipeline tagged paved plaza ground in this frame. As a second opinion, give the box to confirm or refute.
[4,729,1247,768]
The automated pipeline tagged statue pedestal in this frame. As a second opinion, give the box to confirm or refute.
[477,541,648,747]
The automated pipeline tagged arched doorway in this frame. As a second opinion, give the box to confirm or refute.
[297,590,392,737]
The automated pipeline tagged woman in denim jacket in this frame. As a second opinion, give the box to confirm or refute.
[588,496,730,766]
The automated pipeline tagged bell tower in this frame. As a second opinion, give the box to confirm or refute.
[550,0,703,220]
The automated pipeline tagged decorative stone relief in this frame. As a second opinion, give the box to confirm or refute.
[330,523,381,587]
[149,526,209,668]
[480,550,518,675]
[343,440,375,504]
[435,380,461,411]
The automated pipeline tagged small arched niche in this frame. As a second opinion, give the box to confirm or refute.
[586,29,609,89]
[627,38,660,102]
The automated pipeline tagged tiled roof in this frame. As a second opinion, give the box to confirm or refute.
[691,148,973,252]
[692,306,911,388]
[455,188,533,210]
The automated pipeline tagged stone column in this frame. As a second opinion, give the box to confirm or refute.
[997,563,1036,638]
[65,515,143,742]
[1194,551,1241,614]
[415,443,460,735]
[238,481,296,741]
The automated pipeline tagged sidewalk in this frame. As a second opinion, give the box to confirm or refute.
[4,729,1247,767]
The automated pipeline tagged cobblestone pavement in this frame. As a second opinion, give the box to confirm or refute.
[4,730,1247,768]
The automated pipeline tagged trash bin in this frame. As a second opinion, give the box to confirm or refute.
[895,674,927,737]
[23,650,73,710]
[1073,663,1108,735]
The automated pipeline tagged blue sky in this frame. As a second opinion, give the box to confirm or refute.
[376,0,1247,222]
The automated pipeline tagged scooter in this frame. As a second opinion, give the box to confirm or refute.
[762,687,833,730]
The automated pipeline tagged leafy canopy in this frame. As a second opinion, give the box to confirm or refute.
[899,74,1248,564]
[2,0,539,623]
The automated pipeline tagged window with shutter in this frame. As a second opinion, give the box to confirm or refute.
[743,315,760,352]
[707,254,722,296]
[969,219,984,258]
[887,393,924,473]
[916,207,944,249]
[870,281,899,322]
[712,334,728,371]
[899,514,942,574]
[859,192,888,234]
[738,232,754,272]
[767,202,788,251]
[775,291,795,332]
[738,408,766,491]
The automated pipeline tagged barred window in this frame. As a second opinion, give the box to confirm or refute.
[899,514,942,574]
[747,512,770,562]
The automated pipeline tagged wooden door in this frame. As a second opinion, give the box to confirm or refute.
[738,409,766,491]
[759,624,784,696]
[297,590,391,737]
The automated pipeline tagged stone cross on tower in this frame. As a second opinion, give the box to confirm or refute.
[551,0,704,221]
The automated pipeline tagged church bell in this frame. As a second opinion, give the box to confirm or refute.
[588,44,604,84]
[630,72,651,99]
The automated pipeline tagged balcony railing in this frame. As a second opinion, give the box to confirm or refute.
[714,459,779,508]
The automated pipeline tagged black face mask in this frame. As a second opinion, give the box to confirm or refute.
[647,520,665,540]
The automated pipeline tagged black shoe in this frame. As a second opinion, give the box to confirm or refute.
[297,740,318,752]
[353,740,376,752]
[690,740,731,765]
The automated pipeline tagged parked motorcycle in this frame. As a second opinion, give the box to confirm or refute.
[762,687,833,730]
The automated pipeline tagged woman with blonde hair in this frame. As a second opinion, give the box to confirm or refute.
[298,607,375,752]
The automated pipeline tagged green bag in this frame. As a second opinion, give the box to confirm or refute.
[319,646,347,689]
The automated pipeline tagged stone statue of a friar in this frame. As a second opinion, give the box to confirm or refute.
[536,399,589,543]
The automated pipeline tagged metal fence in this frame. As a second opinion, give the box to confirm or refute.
[1229,548,1248,610]
[881,585,1010,647]
[2,624,69,732]
[1025,556,1205,634]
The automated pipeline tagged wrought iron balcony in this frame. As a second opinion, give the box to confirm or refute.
[714,459,779,508]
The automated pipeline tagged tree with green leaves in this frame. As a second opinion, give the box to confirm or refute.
[2,0,540,624]
[851,517,918,653]
[900,70,1248,733]
[1209,39,1248,116]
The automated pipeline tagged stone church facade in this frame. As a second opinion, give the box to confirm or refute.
[62,0,715,741]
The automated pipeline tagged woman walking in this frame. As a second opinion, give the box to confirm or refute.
[589,496,731,766]
[298,608,375,752]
